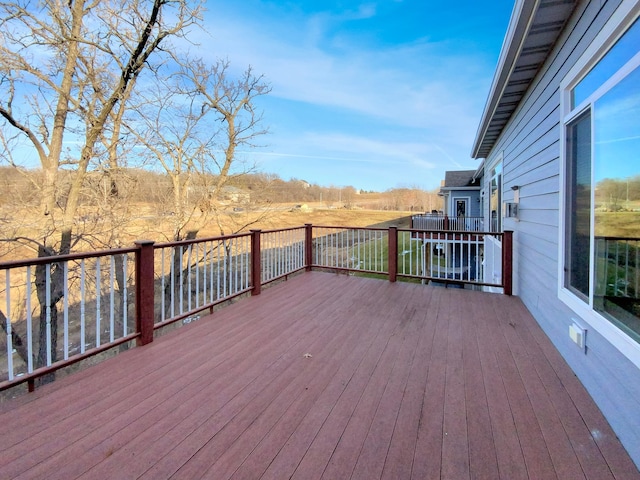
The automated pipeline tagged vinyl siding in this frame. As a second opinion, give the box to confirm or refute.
[482,0,640,466]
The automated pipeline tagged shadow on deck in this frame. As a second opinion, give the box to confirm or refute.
[1,272,638,479]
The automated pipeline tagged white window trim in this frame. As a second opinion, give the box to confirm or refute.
[452,196,471,215]
[487,151,504,234]
[558,3,640,369]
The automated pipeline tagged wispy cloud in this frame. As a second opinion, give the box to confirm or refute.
[188,2,500,189]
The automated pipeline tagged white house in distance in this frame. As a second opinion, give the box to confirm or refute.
[472,0,640,467]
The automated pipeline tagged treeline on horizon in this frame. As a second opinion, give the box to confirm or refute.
[0,166,442,213]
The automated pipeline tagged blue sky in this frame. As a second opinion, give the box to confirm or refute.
[197,0,515,191]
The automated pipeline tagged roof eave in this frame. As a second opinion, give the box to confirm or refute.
[471,0,578,159]
[471,0,537,159]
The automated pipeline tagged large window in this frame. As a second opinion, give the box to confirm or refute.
[563,16,640,344]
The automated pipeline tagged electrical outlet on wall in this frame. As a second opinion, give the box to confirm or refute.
[569,321,587,353]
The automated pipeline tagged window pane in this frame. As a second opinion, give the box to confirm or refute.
[572,17,640,108]
[593,65,640,342]
[565,110,591,299]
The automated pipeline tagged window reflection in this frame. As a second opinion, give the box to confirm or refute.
[593,65,640,342]
[572,17,640,108]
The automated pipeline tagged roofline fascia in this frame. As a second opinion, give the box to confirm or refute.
[471,0,540,159]
[439,186,481,191]
[472,159,485,181]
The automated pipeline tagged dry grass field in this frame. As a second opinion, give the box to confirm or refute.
[0,203,414,262]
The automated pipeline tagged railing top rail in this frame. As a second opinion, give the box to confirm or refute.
[401,228,500,236]
[153,232,252,249]
[411,214,484,218]
[312,225,389,232]
[0,246,138,270]
[259,226,307,235]
[595,235,640,242]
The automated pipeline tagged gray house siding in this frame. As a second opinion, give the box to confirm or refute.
[481,0,640,466]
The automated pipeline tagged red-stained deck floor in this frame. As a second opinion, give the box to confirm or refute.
[1,272,638,479]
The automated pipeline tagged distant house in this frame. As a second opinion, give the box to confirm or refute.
[221,186,250,204]
[438,170,481,220]
[410,169,484,285]
[472,0,640,466]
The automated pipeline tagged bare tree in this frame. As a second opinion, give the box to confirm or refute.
[127,57,271,316]
[0,0,203,378]
[132,57,272,240]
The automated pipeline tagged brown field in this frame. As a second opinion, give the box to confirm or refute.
[0,204,414,262]
[595,211,640,238]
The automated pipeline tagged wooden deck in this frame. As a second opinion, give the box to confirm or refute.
[1,272,638,479]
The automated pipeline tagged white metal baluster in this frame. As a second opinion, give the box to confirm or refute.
[374,231,378,271]
[63,262,69,359]
[195,243,200,309]
[45,264,52,365]
[244,236,248,289]
[312,230,317,266]
[161,248,166,322]
[283,231,287,274]
[368,231,373,271]
[5,270,13,380]
[271,232,276,278]
[231,238,236,293]
[228,239,232,295]
[96,258,101,347]
[179,245,184,315]
[236,237,241,292]
[26,266,33,372]
[324,229,328,266]
[406,232,411,275]
[170,248,175,318]
[122,254,128,334]
[624,241,630,296]
[214,240,220,303]
[187,245,193,312]
[278,231,282,277]
[222,240,228,297]
[340,230,344,269]
[264,234,269,281]
[202,243,207,306]
[248,235,252,287]
[110,256,115,342]
[80,260,86,354]
[218,240,223,300]
[357,230,361,270]
[280,231,284,276]
[286,230,290,273]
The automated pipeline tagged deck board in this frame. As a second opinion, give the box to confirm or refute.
[0,272,638,480]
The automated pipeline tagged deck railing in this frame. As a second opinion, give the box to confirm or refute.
[411,214,484,232]
[595,237,640,300]
[0,224,512,392]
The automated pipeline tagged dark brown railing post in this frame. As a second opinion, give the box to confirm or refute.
[251,230,262,296]
[502,230,513,296]
[135,240,155,346]
[443,214,450,231]
[388,226,398,283]
[305,224,313,272]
